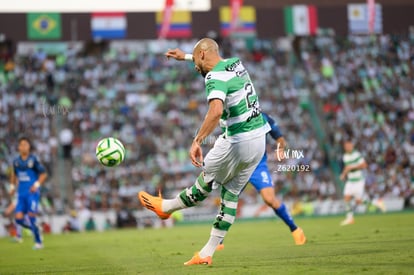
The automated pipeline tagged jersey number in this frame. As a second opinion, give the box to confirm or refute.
[245,83,261,122]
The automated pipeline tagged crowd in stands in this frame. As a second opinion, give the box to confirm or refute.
[0,33,413,220]
[302,34,414,208]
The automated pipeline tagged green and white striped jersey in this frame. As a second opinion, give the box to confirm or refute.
[343,150,365,182]
[205,57,270,143]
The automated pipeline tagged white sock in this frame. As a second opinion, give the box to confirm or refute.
[199,235,223,258]
[162,197,186,213]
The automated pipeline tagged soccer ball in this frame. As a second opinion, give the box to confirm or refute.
[95,137,126,167]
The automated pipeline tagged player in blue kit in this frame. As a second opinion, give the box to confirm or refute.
[9,137,47,249]
[217,113,306,250]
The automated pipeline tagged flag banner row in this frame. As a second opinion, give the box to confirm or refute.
[25,3,383,40]
[25,6,257,40]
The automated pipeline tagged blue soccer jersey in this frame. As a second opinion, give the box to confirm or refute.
[249,113,283,191]
[13,154,45,214]
[13,154,45,196]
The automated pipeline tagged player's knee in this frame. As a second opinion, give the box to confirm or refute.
[15,212,24,219]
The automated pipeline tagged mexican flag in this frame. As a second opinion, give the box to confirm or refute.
[284,5,318,36]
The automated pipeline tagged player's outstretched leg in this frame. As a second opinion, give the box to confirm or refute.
[185,187,238,265]
[138,173,212,219]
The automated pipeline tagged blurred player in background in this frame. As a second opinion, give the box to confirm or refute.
[216,112,306,251]
[340,139,386,226]
[139,38,270,266]
[339,139,368,225]
[9,137,47,249]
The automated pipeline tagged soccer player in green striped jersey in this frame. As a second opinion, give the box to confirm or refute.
[138,38,270,265]
[339,140,368,226]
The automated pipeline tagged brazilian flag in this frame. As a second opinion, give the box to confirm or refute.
[27,13,61,40]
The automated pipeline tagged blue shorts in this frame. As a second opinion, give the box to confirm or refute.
[249,155,273,191]
[15,193,40,214]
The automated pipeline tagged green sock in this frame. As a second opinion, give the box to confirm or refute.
[213,187,238,232]
[178,173,212,207]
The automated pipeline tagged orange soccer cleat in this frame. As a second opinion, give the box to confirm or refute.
[138,191,171,220]
[292,227,307,245]
[184,252,212,266]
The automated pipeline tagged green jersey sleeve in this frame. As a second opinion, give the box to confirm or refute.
[205,73,227,102]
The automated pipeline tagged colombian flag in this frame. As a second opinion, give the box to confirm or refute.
[220,6,256,37]
[156,10,192,38]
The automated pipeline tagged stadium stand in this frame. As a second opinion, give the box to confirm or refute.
[0,33,413,220]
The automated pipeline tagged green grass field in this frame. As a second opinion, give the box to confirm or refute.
[1,212,413,274]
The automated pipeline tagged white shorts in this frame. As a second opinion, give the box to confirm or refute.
[344,180,365,200]
[203,134,266,195]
